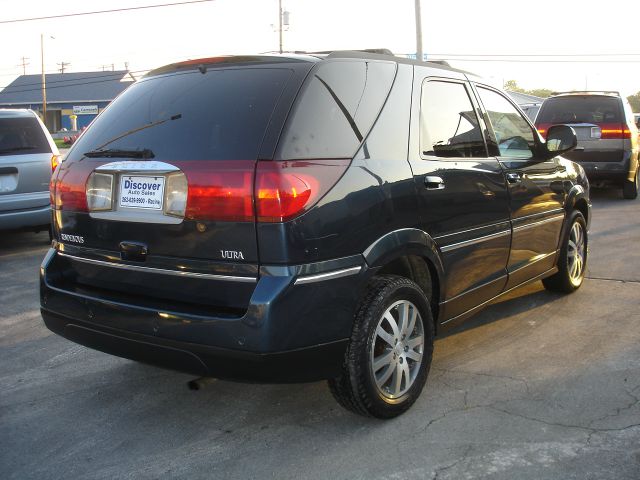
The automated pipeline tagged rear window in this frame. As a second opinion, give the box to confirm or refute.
[0,116,51,156]
[276,60,396,160]
[67,68,292,162]
[536,96,622,125]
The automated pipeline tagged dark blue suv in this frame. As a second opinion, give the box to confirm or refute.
[41,52,590,418]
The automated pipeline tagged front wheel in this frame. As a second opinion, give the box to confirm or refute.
[542,211,588,293]
[328,275,434,418]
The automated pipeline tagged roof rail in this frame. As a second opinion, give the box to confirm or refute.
[311,48,395,56]
[551,90,620,97]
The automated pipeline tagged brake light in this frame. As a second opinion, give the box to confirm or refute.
[51,154,60,172]
[599,123,631,139]
[256,160,350,222]
[536,123,551,139]
[181,161,255,222]
[50,161,94,212]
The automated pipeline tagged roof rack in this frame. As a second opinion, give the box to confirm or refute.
[309,48,395,56]
[551,90,620,97]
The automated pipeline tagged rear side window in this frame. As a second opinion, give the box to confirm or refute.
[420,80,486,158]
[536,96,622,124]
[67,68,291,162]
[277,60,396,160]
[0,117,51,156]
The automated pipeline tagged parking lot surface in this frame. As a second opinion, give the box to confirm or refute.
[1,189,639,479]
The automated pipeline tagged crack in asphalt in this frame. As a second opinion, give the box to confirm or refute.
[585,276,640,284]
[432,445,473,480]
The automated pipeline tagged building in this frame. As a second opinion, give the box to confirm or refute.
[0,70,135,132]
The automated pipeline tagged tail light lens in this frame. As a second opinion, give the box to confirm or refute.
[86,173,113,211]
[256,160,350,223]
[536,123,551,139]
[51,154,60,172]
[182,161,255,222]
[599,123,631,139]
[50,162,93,212]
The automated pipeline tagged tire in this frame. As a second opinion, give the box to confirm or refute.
[328,275,434,418]
[622,168,638,199]
[542,211,588,293]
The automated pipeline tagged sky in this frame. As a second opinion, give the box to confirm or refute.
[0,0,639,97]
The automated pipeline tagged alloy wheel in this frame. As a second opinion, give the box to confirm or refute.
[370,300,424,399]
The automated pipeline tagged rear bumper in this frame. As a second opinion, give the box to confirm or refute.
[40,248,366,382]
[578,152,632,183]
[41,309,348,382]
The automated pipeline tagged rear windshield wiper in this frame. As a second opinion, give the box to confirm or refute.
[0,146,36,154]
[83,148,155,159]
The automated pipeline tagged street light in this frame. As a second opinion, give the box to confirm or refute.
[41,34,54,129]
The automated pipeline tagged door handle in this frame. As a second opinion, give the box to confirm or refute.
[506,172,521,184]
[424,176,445,190]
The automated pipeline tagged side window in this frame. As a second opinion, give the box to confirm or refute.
[420,80,486,158]
[276,60,396,160]
[477,87,535,159]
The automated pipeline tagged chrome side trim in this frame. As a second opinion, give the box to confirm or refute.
[433,221,511,241]
[295,266,362,285]
[440,230,511,253]
[513,214,564,232]
[57,252,257,283]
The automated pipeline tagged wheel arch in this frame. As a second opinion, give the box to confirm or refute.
[362,228,445,326]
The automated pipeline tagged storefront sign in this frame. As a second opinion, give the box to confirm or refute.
[72,105,99,115]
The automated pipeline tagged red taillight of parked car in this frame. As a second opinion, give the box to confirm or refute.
[599,123,631,140]
[255,160,350,223]
[50,161,93,212]
[536,123,551,139]
[181,161,255,222]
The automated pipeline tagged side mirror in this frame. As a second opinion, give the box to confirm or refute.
[636,118,640,129]
[545,124,577,158]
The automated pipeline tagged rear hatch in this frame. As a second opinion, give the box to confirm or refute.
[536,95,626,163]
[50,58,312,314]
[0,114,55,211]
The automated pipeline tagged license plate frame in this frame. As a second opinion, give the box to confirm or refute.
[118,175,165,211]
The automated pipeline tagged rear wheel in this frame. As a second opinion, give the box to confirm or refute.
[542,211,587,293]
[622,168,638,199]
[328,275,434,418]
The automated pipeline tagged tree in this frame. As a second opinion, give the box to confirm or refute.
[528,89,553,98]
[504,80,525,93]
[628,92,640,112]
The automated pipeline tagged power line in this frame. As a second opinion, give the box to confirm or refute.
[0,0,215,24]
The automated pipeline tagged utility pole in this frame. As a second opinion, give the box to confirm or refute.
[415,0,423,61]
[41,34,47,125]
[57,61,70,74]
[17,57,30,75]
[278,0,283,54]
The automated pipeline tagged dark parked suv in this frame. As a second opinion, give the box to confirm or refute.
[41,52,590,418]
[535,91,639,199]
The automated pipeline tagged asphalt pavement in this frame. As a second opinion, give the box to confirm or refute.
[1,187,639,479]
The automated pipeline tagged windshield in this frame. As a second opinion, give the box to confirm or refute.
[67,68,292,162]
[0,117,51,156]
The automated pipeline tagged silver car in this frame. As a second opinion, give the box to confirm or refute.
[0,109,59,230]
[535,91,639,199]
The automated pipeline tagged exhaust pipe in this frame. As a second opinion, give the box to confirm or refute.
[187,377,217,390]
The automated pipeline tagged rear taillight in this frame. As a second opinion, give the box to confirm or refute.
[50,162,93,212]
[599,123,631,139]
[182,161,255,222]
[536,123,551,139]
[255,160,350,223]
[86,172,113,211]
[51,154,60,172]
